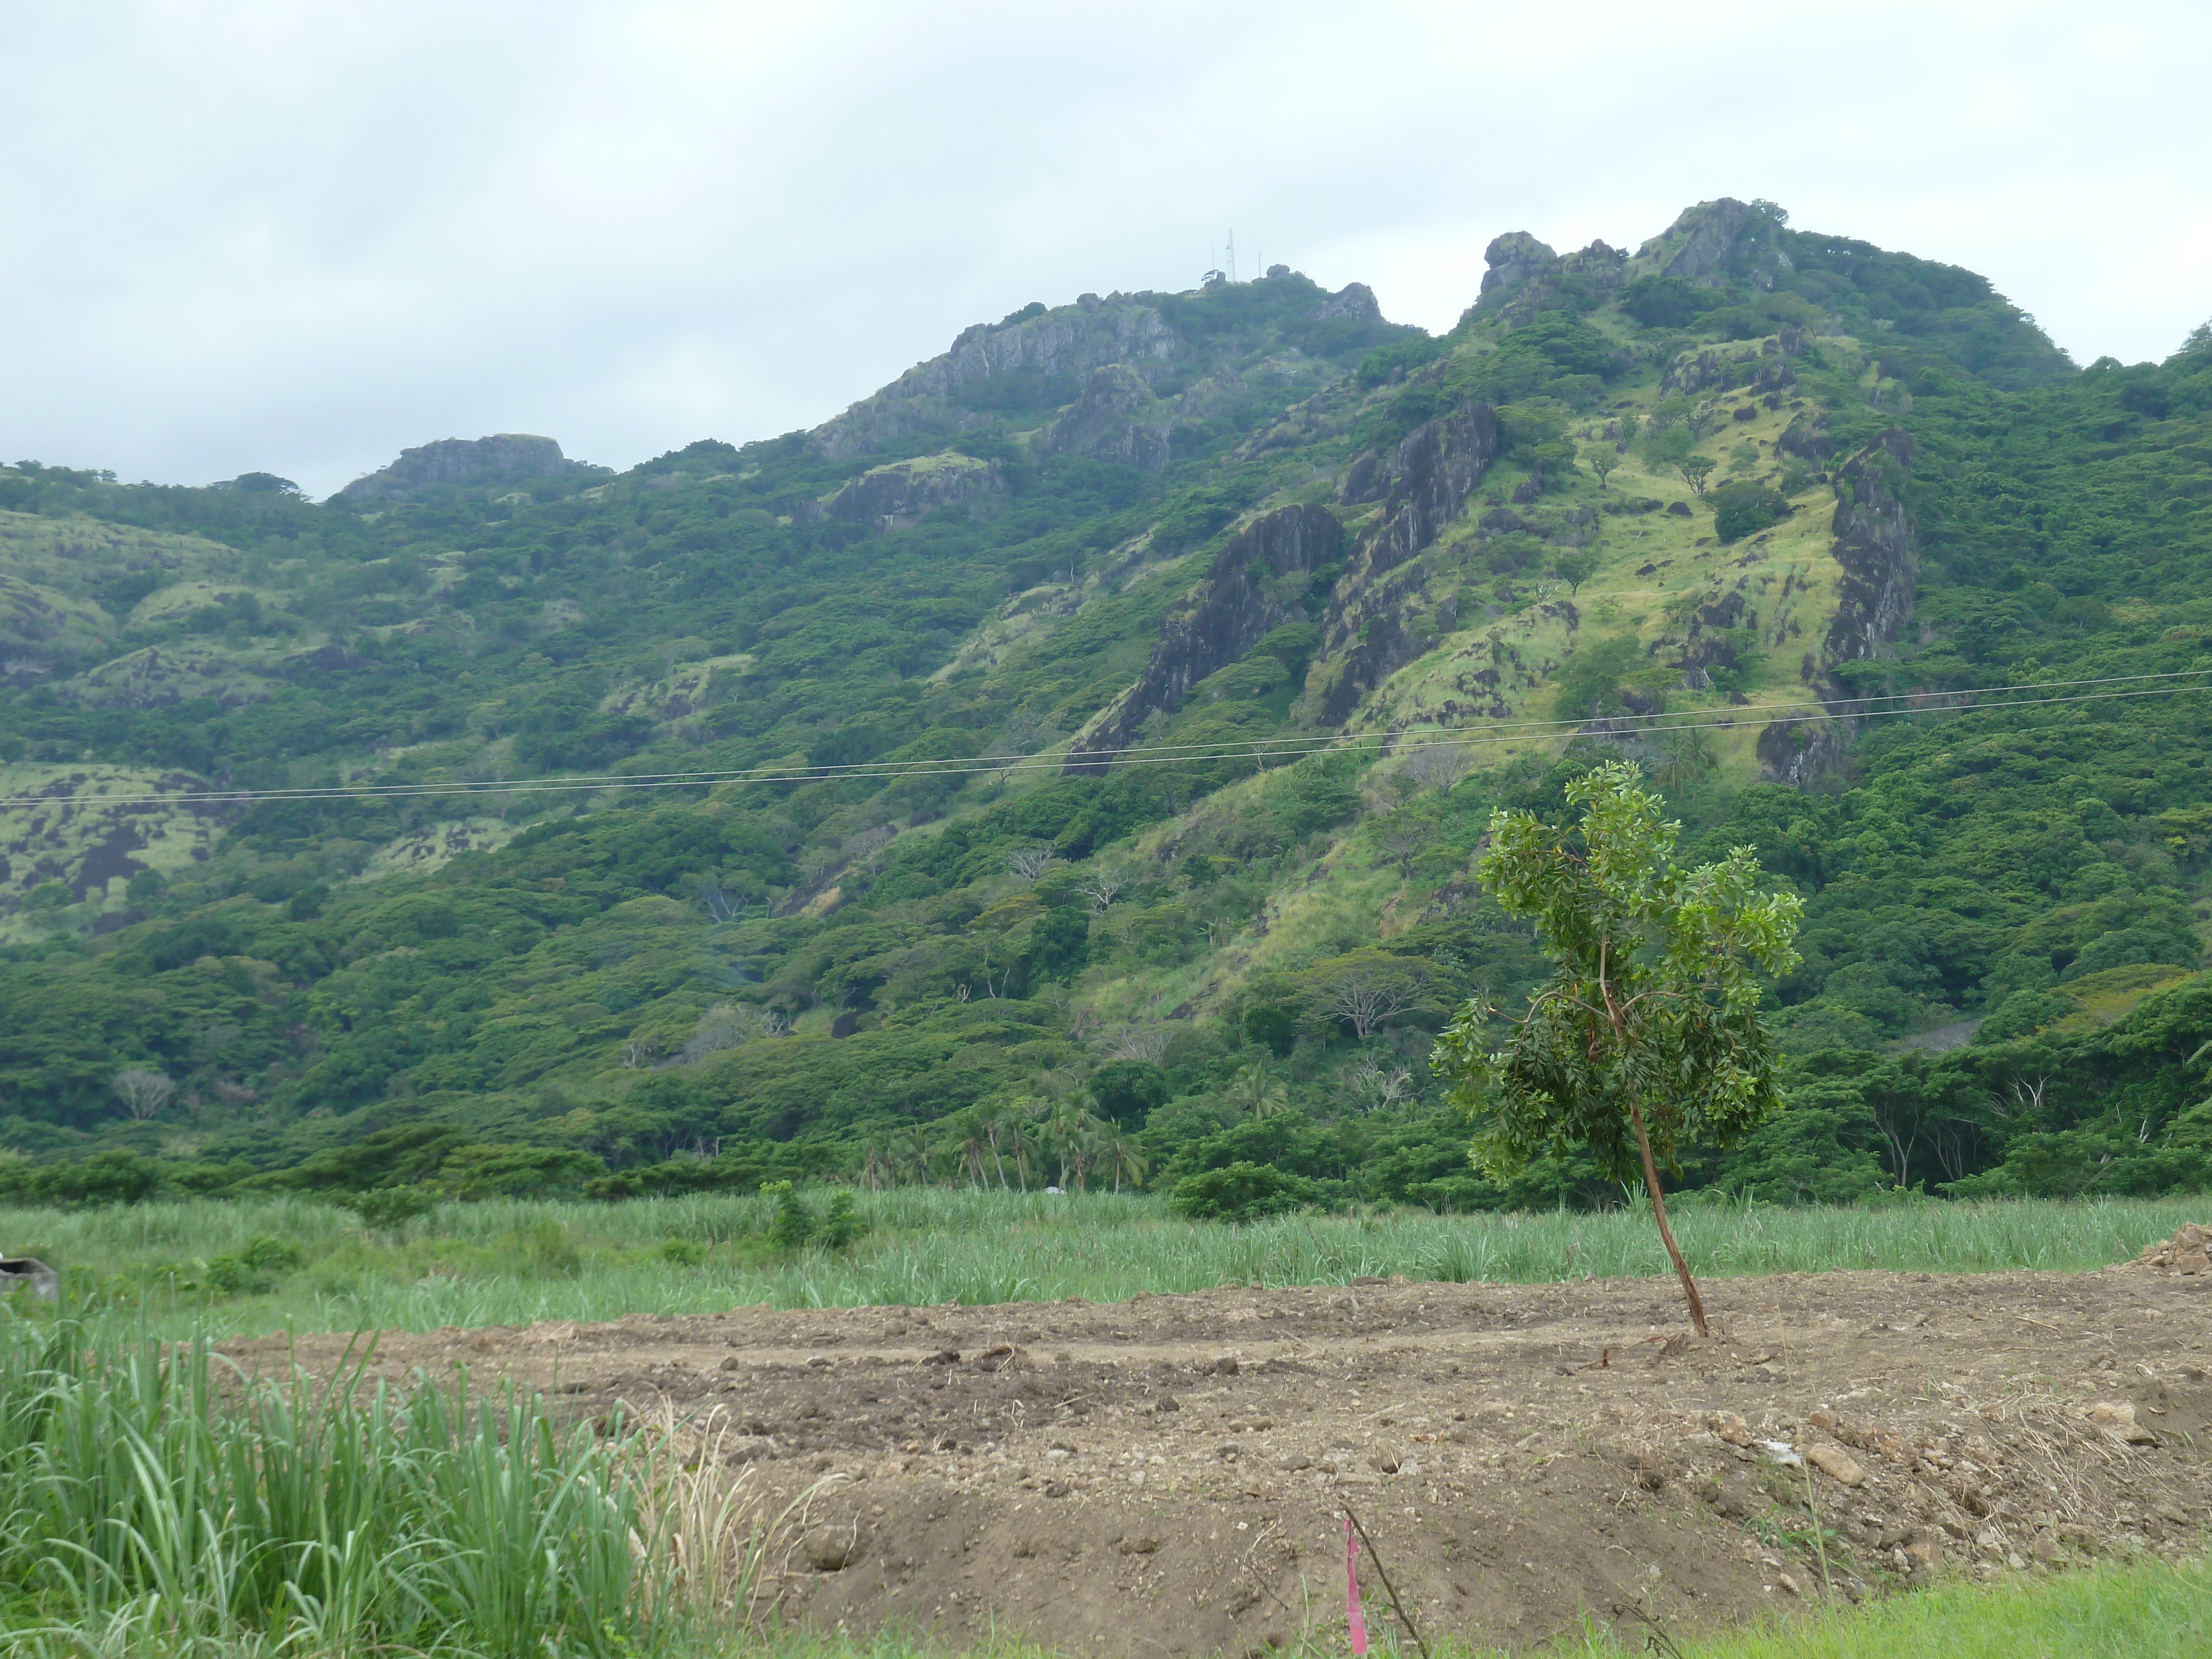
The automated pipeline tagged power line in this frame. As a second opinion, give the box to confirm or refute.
[3,665,2209,813]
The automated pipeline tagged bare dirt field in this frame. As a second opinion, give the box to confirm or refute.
[235,1255,2212,1654]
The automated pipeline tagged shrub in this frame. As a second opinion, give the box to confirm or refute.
[1712,481,1791,544]
[203,1234,303,1296]
[1170,1160,1318,1222]
[761,1181,867,1253]
[821,1191,863,1249]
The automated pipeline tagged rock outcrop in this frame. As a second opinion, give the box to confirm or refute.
[1825,430,1917,662]
[1630,198,1793,291]
[796,453,1003,531]
[811,301,1184,462]
[1477,233,1558,302]
[337,435,571,503]
[1313,282,1382,323]
[1660,328,1806,398]
[1066,505,1343,770]
[1464,237,1628,326]
[1042,364,1171,472]
[1314,398,1500,723]
[1757,429,1917,786]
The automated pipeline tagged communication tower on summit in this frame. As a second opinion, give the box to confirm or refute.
[1225,230,1237,283]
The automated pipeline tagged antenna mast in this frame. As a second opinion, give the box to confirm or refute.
[1225,229,1237,283]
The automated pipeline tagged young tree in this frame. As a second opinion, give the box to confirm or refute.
[1431,763,1801,1335]
[1587,448,1619,490]
[1550,551,1598,596]
[1678,455,1717,498]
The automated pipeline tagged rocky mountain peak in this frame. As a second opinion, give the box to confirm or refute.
[1632,197,1792,289]
[337,434,571,503]
[1313,281,1381,323]
[1479,232,1558,301]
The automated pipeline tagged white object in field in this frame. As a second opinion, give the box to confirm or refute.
[0,1258,58,1301]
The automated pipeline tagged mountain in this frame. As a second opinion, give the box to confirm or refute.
[5,197,2212,1209]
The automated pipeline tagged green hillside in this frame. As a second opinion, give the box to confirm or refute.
[6,197,2212,1212]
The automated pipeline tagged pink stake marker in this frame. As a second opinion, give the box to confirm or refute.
[1344,1514,1368,1656]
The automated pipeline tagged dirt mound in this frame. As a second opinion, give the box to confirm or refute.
[2131,1223,2212,1274]
[234,1267,2212,1655]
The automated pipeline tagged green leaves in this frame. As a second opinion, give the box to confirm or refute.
[1437,762,1802,1185]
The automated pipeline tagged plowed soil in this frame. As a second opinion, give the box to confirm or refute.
[234,1262,2212,1653]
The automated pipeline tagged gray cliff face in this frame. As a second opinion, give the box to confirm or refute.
[338,434,569,503]
[810,302,1183,462]
[1633,197,1793,290]
[1477,233,1557,301]
[1316,398,1501,723]
[1066,504,1343,770]
[1042,364,1171,472]
[1756,428,1917,786]
[1313,281,1382,323]
[1465,236,1627,327]
[1824,429,1917,664]
[796,455,1003,531]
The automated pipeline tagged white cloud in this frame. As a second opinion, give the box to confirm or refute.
[3,0,2207,495]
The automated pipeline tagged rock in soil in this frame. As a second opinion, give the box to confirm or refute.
[2131,1222,2212,1275]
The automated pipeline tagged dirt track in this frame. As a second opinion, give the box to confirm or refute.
[237,1263,2212,1653]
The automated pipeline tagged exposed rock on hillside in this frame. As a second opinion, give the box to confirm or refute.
[1757,428,1916,786]
[1316,398,1500,722]
[1825,429,1917,663]
[1042,365,1171,472]
[797,453,1003,531]
[1313,282,1382,323]
[1468,236,1627,325]
[1632,197,1792,290]
[1661,330,1806,399]
[337,435,572,503]
[811,301,1183,462]
[1479,233,1556,300]
[1067,504,1343,769]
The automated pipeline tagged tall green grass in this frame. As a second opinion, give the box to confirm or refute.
[0,1190,2199,1338]
[0,1310,786,1659]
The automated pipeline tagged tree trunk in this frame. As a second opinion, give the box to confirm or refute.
[1627,1095,1708,1337]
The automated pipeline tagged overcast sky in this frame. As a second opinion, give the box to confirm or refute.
[6,2,2209,498]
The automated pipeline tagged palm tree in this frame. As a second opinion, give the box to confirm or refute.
[956,1119,992,1188]
[858,1138,893,1191]
[1225,1062,1290,1119]
[1103,1127,1149,1193]
[976,1100,1016,1189]
[889,1127,932,1187]
[1002,1096,1050,1191]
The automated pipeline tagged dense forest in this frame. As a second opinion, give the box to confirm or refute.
[5,197,2212,1217]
